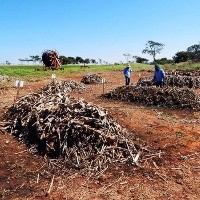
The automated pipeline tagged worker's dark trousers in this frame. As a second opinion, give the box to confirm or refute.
[125,76,130,86]
[156,81,164,87]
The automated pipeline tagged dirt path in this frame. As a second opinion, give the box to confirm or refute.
[0,71,199,199]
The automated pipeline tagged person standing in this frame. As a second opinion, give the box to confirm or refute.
[153,64,165,87]
[123,64,132,86]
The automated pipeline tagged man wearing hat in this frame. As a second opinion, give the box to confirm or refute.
[123,64,133,86]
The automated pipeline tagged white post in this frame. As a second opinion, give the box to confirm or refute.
[101,78,106,94]
[14,80,24,102]
[51,74,57,83]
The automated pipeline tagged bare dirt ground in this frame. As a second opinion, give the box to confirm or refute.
[0,71,199,200]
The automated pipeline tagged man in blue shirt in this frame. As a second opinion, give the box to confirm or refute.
[123,64,133,86]
[153,64,165,87]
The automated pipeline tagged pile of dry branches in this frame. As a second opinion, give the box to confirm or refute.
[0,86,8,94]
[4,82,146,173]
[136,76,200,88]
[136,69,200,88]
[166,69,200,76]
[103,85,200,110]
[165,75,200,88]
[136,77,154,87]
[81,74,105,84]
[41,80,87,95]
[0,75,12,82]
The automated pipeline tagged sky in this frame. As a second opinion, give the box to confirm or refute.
[0,0,200,64]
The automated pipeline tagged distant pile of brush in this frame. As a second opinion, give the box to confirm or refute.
[81,73,106,84]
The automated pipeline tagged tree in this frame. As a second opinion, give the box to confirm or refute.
[90,59,96,64]
[19,58,25,65]
[98,58,102,65]
[135,56,149,64]
[75,56,84,64]
[68,57,76,64]
[123,53,132,63]
[84,58,90,64]
[19,58,32,65]
[29,56,35,64]
[172,51,192,63]
[187,43,200,62]
[5,61,11,65]
[155,57,172,65]
[142,40,165,61]
[60,56,78,64]
[60,56,68,64]
[26,58,32,65]
[34,55,42,64]
[30,55,41,64]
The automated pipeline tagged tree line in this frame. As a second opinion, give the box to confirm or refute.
[134,41,200,65]
[18,41,200,66]
[18,55,97,65]
[59,56,97,65]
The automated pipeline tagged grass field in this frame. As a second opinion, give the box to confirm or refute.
[0,62,199,80]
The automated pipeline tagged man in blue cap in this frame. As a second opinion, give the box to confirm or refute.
[153,64,165,87]
[123,64,133,86]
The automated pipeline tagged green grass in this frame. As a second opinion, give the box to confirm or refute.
[0,64,150,80]
[163,62,200,70]
[0,62,199,80]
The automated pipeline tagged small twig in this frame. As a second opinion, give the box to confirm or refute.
[29,163,46,173]
[100,176,123,193]
[46,175,55,196]
[14,149,28,155]
[171,167,183,170]
[158,150,162,158]
[36,173,40,184]
[125,139,136,164]
[75,152,80,166]
[192,166,200,169]
[96,166,108,179]
[181,152,200,159]
[155,172,167,182]
[133,151,142,164]
[153,161,159,169]
[129,184,140,191]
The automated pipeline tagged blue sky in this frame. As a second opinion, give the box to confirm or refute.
[0,0,200,64]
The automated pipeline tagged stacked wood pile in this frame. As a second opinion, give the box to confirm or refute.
[0,86,8,94]
[165,69,200,88]
[136,77,153,87]
[165,69,200,76]
[0,75,12,82]
[165,75,200,88]
[41,80,87,95]
[136,69,200,88]
[81,74,105,84]
[103,86,200,110]
[4,82,145,172]
[136,76,200,88]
